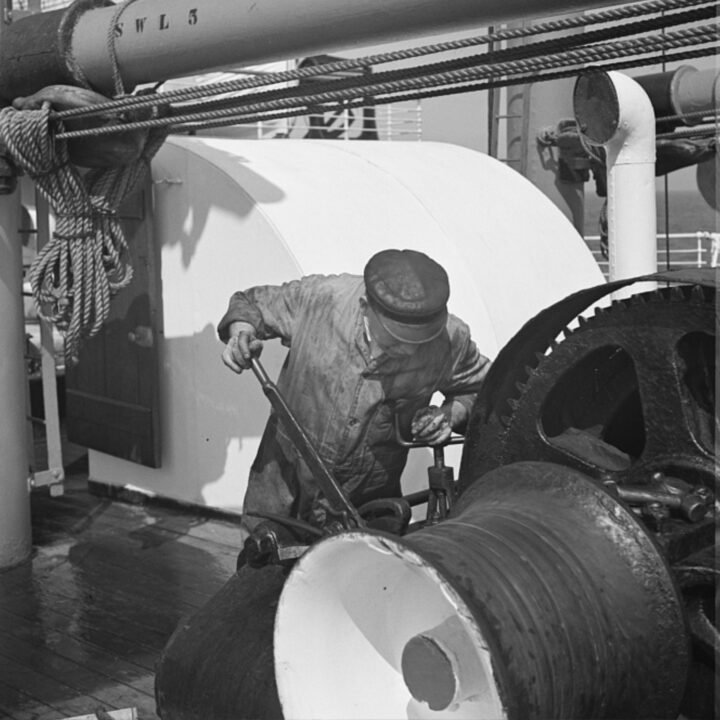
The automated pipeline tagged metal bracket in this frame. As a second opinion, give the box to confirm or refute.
[393,410,464,524]
[29,468,66,496]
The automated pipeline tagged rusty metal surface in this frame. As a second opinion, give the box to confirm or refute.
[464,283,715,488]
[407,461,690,720]
[155,564,286,720]
[460,282,716,554]
[457,273,716,719]
[461,268,716,443]
[0,9,71,102]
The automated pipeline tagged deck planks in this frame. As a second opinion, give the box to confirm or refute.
[0,473,245,720]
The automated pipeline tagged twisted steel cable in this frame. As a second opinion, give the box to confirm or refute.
[56,23,719,139]
[656,126,719,139]
[656,108,720,125]
[174,46,720,134]
[166,4,716,121]
[53,0,715,122]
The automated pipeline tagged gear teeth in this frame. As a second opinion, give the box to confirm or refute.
[562,326,573,339]
[577,314,587,326]
[507,398,520,411]
[500,415,512,428]
[669,286,685,301]
[515,380,527,393]
[525,364,537,376]
[690,284,705,300]
[606,300,625,313]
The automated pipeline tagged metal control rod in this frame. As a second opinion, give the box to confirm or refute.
[250,357,364,529]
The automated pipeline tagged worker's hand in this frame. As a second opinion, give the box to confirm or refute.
[222,322,263,373]
[411,405,452,446]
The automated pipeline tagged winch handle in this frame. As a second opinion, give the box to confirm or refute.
[250,357,365,530]
[392,410,466,450]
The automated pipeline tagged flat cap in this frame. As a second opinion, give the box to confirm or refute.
[363,249,449,344]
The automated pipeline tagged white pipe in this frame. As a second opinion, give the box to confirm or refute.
[604,71,657,297]
[0,190,32,570]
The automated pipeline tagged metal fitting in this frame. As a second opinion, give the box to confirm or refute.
[679,493,708,523]
[0,150,18,195]
[642,501,670,532]
[693,486,713,502]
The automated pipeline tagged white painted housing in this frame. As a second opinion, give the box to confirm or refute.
[604,71,658,291]
[88,138,604,511]
[275,532,507,720]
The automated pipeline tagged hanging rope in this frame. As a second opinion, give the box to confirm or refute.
[0,102,166,363]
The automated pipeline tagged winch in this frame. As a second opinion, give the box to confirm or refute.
[155,268,717,720]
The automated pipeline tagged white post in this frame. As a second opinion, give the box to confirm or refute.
[0,189,32,570]
[711,233,720,268]
[604,71,657,298]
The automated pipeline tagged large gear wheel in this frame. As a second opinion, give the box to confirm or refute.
[465,283,716,491]
[458,280,718,720]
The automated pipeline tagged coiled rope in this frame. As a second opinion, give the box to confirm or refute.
[0,103,166,362]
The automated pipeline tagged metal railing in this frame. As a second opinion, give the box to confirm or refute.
[232,102,423,141]
[22,191,65,496]
[584,231,719,277]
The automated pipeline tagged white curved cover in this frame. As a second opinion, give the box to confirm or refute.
[90,138,603,510]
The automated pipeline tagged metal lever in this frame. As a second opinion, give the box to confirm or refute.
[393,411,463,524]
[425,447,455,524]
[250,357,364,530]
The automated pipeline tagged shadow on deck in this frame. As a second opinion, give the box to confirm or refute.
[0,441,244,720]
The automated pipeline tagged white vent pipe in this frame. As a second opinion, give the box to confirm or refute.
[605,71,657,293]
[575,70,658,297]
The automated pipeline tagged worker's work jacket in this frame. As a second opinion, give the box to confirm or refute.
[217,273,490,525]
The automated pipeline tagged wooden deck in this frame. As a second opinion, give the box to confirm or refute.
[0,461,245,720]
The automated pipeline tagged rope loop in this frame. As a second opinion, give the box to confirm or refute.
[0,101,166,363]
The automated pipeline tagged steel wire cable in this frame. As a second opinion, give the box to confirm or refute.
[175,24,719,122]
[174,46,720,134]
[56,23,719,139]
[656,126,719,139]
[164,4,716,120]
[656,108,720,124]
[52,0,715,122]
